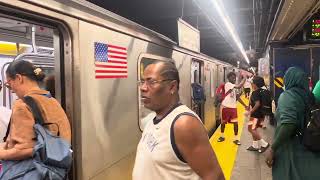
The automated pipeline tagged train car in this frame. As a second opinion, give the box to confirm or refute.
[0,1,235,179]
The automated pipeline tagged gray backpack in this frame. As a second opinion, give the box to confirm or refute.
[0,95,72,180]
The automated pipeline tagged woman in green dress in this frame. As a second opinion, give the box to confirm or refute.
[265,67,320,180]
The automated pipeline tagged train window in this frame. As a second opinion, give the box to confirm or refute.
[210,67,215,97]
[0,16,60,108]
[137,54,172,131]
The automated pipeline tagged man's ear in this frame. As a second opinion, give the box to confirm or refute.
[169,80,178,92]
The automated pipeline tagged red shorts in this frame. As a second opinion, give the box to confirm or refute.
[248,117,263,130]
[221,107,238,124]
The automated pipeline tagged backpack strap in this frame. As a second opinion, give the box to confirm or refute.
[3,118,11,142]
[225,88,233,96]
[23,96,45,125]
[23,96,60,136]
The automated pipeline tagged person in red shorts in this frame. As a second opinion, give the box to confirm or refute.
[246,76,269,153]
[218,72,246,145]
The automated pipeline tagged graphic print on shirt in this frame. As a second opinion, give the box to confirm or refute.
[142,132,159,152]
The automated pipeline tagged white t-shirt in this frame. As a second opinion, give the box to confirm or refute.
[222,82,237,108]
[244,79,251,89]
[0,106,11,142]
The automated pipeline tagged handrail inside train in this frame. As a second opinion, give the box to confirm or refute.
[1,25,54,107]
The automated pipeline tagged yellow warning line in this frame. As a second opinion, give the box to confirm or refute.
[210,97,247,180]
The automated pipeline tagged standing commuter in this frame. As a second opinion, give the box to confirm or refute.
[0,61,71,173]
[243,75,252,99]
[217,72,246,145]
[133,61,225,180]
[265,67,320,180]
[246,76,269,153]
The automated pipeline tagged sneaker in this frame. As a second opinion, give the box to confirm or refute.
[218,137,225,142]
[233,140,241,145]
[246,146,259,151]
[258,143,270,153]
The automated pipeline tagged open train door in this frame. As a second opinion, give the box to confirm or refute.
[191,59,205,121]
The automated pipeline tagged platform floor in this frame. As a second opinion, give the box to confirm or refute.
[210,98,274,180]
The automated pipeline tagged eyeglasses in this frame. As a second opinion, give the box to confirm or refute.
[4,78,13,89]
[138,79,174,87]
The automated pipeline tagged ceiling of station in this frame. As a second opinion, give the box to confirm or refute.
[88,0,281,67]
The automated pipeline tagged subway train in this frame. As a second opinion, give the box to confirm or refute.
[0,1,246,179]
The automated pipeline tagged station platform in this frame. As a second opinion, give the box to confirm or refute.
[210,98,274,180]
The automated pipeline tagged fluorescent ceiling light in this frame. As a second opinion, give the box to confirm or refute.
[212,0,250,64]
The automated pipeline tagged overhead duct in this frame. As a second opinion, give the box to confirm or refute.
[270,0,320,41]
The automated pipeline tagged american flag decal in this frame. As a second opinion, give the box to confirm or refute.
[94,42,128,79]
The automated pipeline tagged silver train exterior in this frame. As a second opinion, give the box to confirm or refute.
[0,0,237,179]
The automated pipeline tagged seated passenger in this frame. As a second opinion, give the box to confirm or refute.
[266,67,320,180]
[133,61,225,180]
[0,60,71,161]
[0,80,11,142]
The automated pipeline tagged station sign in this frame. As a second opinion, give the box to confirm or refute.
[311,19,320,38]
[177,18,200,52]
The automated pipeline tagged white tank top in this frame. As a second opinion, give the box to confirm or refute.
[132,104,202,180]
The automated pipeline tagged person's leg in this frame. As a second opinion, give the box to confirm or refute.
[247,118,260,151]
[262,115,268,129]
[218,123,226,142]
[231,108,241,145]
[256,118,269,153]
[232,122,241,145]
[218,107,227,142]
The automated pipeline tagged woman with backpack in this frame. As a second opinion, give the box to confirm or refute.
[0,60,71,179]
[265,67,320,180]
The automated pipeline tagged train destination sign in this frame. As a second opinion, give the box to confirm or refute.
[311,19,320,39]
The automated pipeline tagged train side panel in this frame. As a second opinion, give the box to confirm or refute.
[78,20,144,179]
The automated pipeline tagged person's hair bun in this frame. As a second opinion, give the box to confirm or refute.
[33,67,46,81]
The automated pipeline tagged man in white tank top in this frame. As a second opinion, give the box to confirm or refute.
[133,61,225,180]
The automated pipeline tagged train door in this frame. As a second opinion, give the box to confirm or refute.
[191,59,204,121]
[203,62,219,135]
[0,14,73,178]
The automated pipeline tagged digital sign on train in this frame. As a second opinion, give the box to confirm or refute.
[311,19,320,38]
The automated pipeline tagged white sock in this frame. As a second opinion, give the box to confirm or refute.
[259,139,268,147]
[252,141,259,149]
[234,135,239,141]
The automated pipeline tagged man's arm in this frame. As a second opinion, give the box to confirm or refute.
[250,100,261,115]
[234,77,246,89]
[174,115,225,180]
[237,95,248,109]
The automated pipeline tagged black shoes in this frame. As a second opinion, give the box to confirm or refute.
[247,143,270,153]
[217,137,241,145]
[247,146,259,151]
[218,137,225,142]
[259,143,270,153]
[233,140,241,145]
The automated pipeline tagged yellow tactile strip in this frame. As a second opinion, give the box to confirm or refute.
[210,98,247,180]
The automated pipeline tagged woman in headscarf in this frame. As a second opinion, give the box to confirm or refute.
[265,67,320,180]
